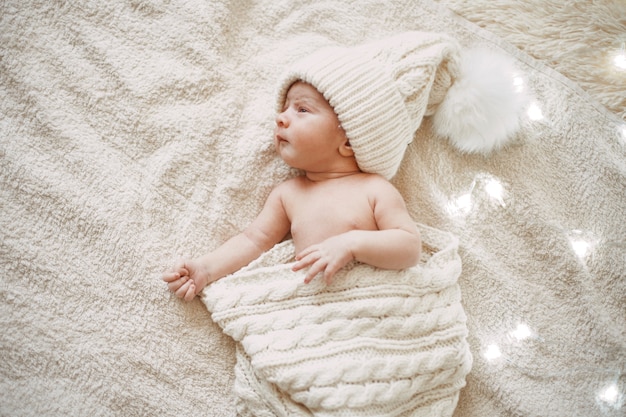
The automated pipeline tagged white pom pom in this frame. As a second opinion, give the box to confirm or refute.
[432,48,528,154]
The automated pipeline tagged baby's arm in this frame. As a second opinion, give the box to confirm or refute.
[293,178,421,284]
[163,185,291,301]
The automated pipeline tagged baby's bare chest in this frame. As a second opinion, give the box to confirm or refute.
[285,183,377,250]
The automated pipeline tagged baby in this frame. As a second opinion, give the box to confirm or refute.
[163,31,523,301]
[163,80,421,301]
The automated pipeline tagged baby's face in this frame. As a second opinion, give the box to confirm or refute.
[274,82,347,171]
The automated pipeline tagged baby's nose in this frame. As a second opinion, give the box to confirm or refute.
[275,111,288,127]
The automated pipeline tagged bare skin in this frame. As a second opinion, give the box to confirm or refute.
[163,82,421,301]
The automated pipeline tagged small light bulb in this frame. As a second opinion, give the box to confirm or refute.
[527,102,544,121]
[484,178,506,206]
[571,239,591,258]
[614,52,626,70]
[567,229,598,259]
[600,385,619,403]
[446,192,473,216]
[597,383,623,409]
[510,323,533,341]
[484,344,502,361]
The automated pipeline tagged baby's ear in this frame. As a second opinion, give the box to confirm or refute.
[338,140,354,157]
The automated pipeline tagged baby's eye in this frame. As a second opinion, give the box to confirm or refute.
[297,107,309,113]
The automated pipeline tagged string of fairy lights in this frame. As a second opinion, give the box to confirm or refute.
[445,53,626,413]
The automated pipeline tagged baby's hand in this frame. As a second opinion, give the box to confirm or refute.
[162,258,209,301]
[292,234,354,285]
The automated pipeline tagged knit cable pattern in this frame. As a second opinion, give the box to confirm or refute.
[202,224,472,416]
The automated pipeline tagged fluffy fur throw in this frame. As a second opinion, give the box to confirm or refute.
[201,224,472,416]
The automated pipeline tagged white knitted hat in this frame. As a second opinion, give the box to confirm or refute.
[276,31,527,179]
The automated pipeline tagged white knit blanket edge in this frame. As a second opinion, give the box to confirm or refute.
[201,224,472,417]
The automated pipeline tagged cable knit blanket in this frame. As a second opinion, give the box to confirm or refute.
[1,1,624,416]
[202,224,472,416]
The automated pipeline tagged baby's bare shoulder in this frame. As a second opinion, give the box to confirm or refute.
[356,173,398,192]
[270,176,311,204]
[356,174,408,209]
[275,175,307,192]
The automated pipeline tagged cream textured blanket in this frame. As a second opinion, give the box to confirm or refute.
[1,1,624,416]
[202,225,471,417]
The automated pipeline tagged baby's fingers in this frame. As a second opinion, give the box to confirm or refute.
[323,264,341,286]
[292,251,317,272]
[304,259,328,284]
[167,275,185,292]
[292,259,309,272]
[295,245,319,261]
[162,271,180,283]
[183,282,197,302]
[175,278,193,299]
